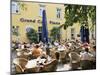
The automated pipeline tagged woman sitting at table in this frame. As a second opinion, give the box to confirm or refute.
[32,44,44,59]
[80,48,93,60]
[80,48,94,69]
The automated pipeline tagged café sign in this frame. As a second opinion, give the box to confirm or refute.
[20,18,60,25]
[20,18,36,23]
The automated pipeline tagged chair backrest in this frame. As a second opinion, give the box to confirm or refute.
[13,58,28,72]
[42,59,57,72]
[60,51,66,59]
[69,52,80,63]
[16,49,23,52]
[17,51,29,59]
[15,64,23,73]
[50,50,56,59]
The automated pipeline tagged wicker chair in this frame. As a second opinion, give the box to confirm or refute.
[13,58,28,73]
[59,50,67,63]
[41,59,57,72]
[24,67,41,73]
[69,52,80,70]
[80,60,93,70]
[50,49,56,59]
[17,51,29,59]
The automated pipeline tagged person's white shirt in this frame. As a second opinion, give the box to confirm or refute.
[68,42,72,47]
[21,45,24,49]
[80,51,93,60]
[58,45,66,51]
[54,41,59,46]
[26,43,30,48]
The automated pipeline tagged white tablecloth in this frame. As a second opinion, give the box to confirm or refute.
[25,59,37,68]
[25,58,46,68]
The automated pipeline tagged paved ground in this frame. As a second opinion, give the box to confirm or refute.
[56,60,71,71]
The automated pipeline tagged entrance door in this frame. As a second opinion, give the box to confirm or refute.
[38,26,42,42]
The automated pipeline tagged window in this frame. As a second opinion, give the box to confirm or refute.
[11,2,19,14]
[38,26,42,42]
[56,8,61,18]
[38,26,42,33]
[39,5,45,16]
[71,28,75,39]
[12,26,19,36]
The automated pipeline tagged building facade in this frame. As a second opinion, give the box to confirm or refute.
[11,1,67,42]
[11,1,95,43]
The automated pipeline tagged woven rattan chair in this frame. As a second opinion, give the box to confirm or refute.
[41,59,57,72]
[13,58,28,73]
[69,52,80,70]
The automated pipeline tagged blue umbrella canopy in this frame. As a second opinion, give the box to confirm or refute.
[42,10,48,44]
[80,25,89,43]
[80,25,85,43]
[84,27,89,43]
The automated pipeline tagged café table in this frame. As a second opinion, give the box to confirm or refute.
[25,58,46,73]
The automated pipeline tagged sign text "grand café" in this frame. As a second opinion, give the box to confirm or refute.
[20,18,61,25]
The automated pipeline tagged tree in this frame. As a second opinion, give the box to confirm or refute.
[50,27,60,41]
[63,4,96,30]
[17,2,27,11]
[26,28,38,43]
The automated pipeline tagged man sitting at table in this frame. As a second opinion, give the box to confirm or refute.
[32,44,44,59]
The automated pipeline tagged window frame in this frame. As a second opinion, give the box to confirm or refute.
[12,26,19,36]
[39,5,45,17]
[38,26,42,33]
[11,2,20,14]
[71,28,75,39]
[56,8,61,19]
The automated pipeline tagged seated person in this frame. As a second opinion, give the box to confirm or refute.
[32,44,43,58]
[80,48,94,69]
[80,48,93,61]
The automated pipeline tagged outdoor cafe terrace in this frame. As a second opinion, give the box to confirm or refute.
[11,39,96,74]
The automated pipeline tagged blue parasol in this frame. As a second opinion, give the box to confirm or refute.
[42,10,48,44]
[80,25,90,43]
